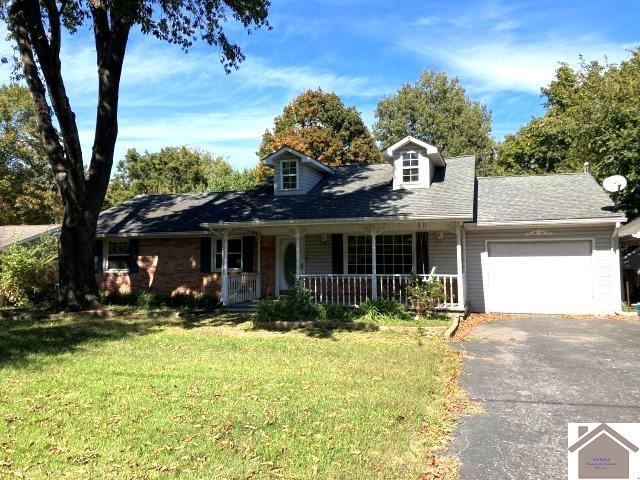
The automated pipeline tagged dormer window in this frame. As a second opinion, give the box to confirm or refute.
[402,152,419,183]
[281,159,298,190]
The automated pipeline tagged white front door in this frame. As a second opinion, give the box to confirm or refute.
[277,238,298,294]
[486,240,593,314]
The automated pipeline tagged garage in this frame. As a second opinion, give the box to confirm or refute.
[486,240,594,314]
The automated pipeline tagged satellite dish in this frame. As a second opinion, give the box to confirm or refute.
[603,175,627,193]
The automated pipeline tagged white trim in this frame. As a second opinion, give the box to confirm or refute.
[263,146,334,174]
[280,158,299,191]
[103,239,131,273]
[482,237,596,314]
[466,217,626,229]
[202,214,472,230]
[211,236,244,272]
[382,136,446,166]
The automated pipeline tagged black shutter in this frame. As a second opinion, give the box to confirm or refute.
[331,234,344,274]
[200,237,211,273]
[242,236,254,272]
[94,239,103,274]
[129,239,139,273]
[416,232,429,274]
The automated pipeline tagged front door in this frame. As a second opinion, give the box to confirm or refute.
[279,239,297,294]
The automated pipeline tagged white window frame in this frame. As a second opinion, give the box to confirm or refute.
[212,237,244,272]
[402,151,419,183]
[343,233,415,275]
[280,159,299,191]
[104,239,130,273]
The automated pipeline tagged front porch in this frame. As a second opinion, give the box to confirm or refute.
[214,220,467,312]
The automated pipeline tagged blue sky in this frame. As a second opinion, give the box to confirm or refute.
[1,0,639,169]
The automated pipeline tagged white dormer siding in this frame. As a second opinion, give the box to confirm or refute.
[382,136,446,190]
[263,147,335,196]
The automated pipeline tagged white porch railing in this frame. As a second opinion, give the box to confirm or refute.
[299,273,461,309]
[228,273,260,305]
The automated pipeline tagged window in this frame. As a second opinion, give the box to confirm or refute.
[346,234,413,274]
[106,240,130,271]
[214,238,243,270]
[402,152,419,183]
[281,159,298,190]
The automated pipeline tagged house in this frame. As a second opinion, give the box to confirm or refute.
[96,136,627,314]
[620,218,640,304]
[568,424,639,479]
[0,224,59,251]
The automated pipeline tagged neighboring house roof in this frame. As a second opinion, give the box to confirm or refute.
[619,217,640,243]
[97,156,476,235]
[568,423,639,453]
[476,173,624,224]
[0,224,59,250]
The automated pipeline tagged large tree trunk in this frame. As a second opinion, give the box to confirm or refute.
[58,216,100,310]
[9,0,130,310]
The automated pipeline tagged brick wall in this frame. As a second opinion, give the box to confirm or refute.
[98,237,220,296]
[99,235,274,298]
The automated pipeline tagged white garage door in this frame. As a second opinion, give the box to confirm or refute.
[486,240,593,314]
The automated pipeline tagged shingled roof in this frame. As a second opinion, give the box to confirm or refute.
[476,173,624,223]
[97,156,476,235]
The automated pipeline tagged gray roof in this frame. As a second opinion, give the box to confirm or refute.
[97,156,476,235]
[0,224,59,250]
[476,173,623,223]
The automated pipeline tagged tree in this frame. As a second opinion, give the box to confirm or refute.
[257,89,381,178]
[4,0,270,309]
[0,84,61,224]
[373,71,495,172]
[104,146,258,207]
[498,52,640,218]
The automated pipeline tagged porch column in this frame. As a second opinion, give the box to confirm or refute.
[295,230,302,280]
[456,222,466,308]
[371,232,377,300]
[221,231,229,305]
[256,233,262,298]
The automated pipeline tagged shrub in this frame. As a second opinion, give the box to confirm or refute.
[254,281,351,323]
[100,290,219,311]
[406,276,444,316]
[355,299,410,322]
[0,235,58,308]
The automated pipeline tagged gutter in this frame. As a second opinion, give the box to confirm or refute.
[465,217,627,230]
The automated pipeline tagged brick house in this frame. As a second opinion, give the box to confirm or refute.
[96,136,627,314]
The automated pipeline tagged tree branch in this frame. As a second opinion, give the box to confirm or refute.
[43,0,61,58]
[21,0,85,184]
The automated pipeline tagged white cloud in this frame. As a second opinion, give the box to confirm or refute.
[400,2,638,95]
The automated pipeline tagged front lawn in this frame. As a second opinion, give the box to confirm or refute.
[0,314,461,479]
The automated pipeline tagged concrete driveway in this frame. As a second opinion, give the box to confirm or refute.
[450,316,640,480]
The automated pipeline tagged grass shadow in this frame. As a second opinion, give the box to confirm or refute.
[0,315,171,370]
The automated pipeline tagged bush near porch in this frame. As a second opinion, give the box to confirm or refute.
[255,281,449,327]
[0,314,462,479]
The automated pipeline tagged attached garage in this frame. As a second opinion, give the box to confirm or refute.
[485,240,593,314]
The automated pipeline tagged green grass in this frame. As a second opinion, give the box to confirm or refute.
[0,313,460,479]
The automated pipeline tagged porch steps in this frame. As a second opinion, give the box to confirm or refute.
[225,301,258,313]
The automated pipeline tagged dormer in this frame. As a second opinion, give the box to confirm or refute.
[382,136,446,190]
[263,147,334,196]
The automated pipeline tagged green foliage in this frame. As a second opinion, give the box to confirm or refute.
[373,71,495,172]
[406,277,444,316]
[356,299,410,322]
[497,50,640,218]
[0,84,61,224]
[104,147,259,207]
[100,290,219,311]
[254,281,352,322]
[257,89,382,179]
[0,235,58,307]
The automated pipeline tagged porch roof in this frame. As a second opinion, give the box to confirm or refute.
[96,156,476,236]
